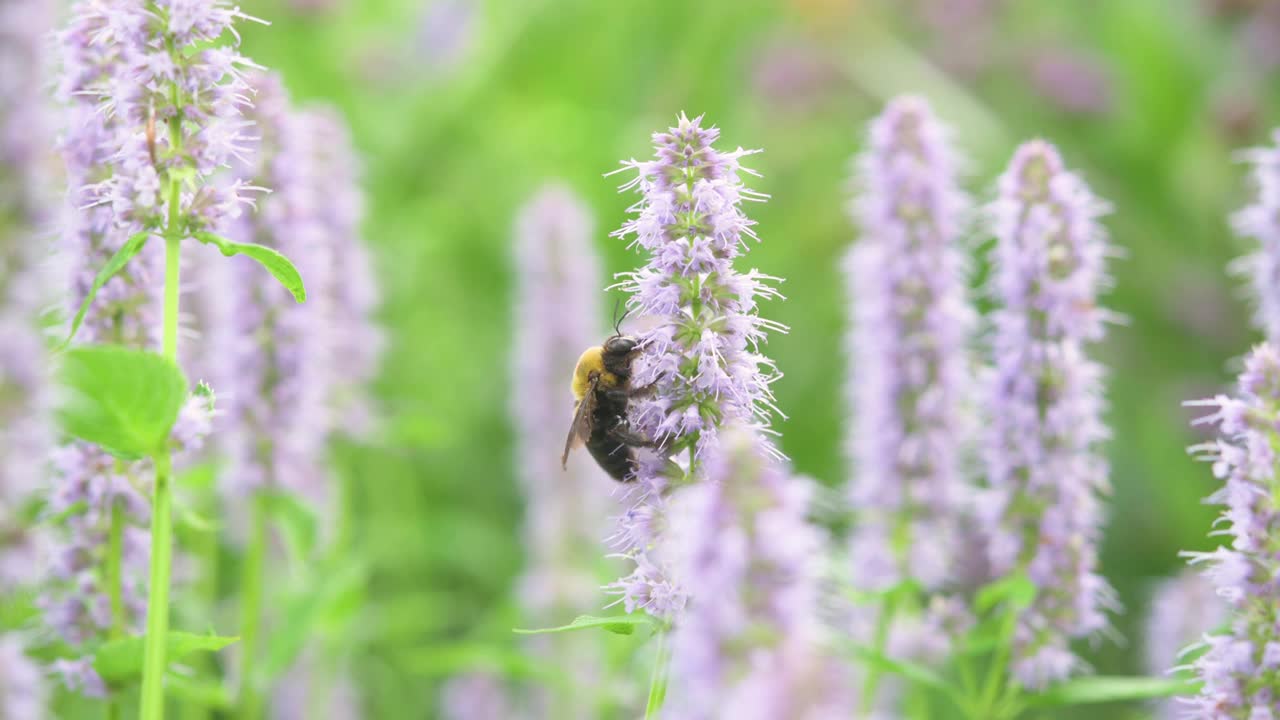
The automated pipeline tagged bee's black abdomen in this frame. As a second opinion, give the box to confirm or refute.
[587,437,636,482]
[587,386,637,482]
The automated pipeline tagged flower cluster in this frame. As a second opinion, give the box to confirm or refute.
[664,427,852,719]
[271,648,363,720]
[1145,570,1224,719]
[0,7,57,708]
[66,0,261,239]
[609,114,785,619]
[207,71,378,506]
[43,0,251,693]
[982,140,1114,687]
[1234,129,1280,344]
[513,184,613,610]
[1182,343,1280,717]
[511,185,616,715]
[439,673,521,720]
[0,637,48,720]
[844,96,974,591]
[0,0,55,589]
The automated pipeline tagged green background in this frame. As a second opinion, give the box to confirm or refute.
[229,0,1275,716]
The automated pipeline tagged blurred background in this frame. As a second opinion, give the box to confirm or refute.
[223,0,1278,716]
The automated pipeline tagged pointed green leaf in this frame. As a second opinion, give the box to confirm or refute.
[1026,676,1200,707]
[56,345,188,460]
[262,490,319,564]
[259,558,367,683]
[94,632,239,685]
[975,573,1037,613]
[63,231,152,347]
[195,232,305,302]
[513,614,653,636]
[842,641,952,693]
[164,674,233,709]
[399,643,572,690]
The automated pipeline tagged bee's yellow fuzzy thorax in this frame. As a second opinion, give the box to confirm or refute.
[572,346,619,400]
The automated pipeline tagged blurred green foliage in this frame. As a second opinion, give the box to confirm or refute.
[231,0,1279,716]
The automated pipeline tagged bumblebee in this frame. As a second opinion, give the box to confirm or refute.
[561,333,647,481]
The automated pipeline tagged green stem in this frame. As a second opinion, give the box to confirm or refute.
[106,498,125,720]
[139,449,175,720]
[643,629,671,720]
[108,499,126,634]
[183,491,221,720]
[237,492,269,720]
[861,590,899,716]
[139,169,183,720]
[979,608,1019,714]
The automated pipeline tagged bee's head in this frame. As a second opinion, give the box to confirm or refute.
[603,335,637,355]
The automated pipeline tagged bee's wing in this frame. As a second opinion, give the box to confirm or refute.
[562,376,599,469]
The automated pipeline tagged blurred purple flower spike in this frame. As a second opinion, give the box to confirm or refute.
[663,426,855,719]
[983,139,1116,688]
[845,95,975,592]
[1182,343,1280,717]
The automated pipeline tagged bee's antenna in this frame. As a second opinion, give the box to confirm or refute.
[611,298,632,337]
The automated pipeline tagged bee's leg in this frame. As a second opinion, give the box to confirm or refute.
[627,381,659,398]
[608,426,656,448]
[607,425,679,457]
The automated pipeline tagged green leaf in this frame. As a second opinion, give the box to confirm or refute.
[94,632,239,685]
[56,345,188,460]
[513,614,653,636]
[195,232,306,302]
[262,490,319,565]
[176,462,218,490]
[63,231,152,347]
[842,641,952,694]
[164,674,233,709]
[259,559,367,683]
[1026,676,1200,707]
[398,643,572,690]
[975,573,1037,613]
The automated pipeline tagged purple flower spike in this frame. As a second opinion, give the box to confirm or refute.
[982,139,1115,688]
[664,427,854,719]
[513,184,613,606]
[1145,570,1224,719]
[44,0,261,687]
[1,0,56,596]
[271,648,362,720]
[0,636,48,720]
[207,73,380,508]
[510,185,617,716]
[608,114,786,619]
[211,72,332,504]
[1182,343,1280,718]
[844,96,975,592]
[1234,129,1280,344]
[439,673,521,720]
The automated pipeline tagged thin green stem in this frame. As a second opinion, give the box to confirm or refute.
[139,156,183,720]
[237,492,269,720]
[108,499,126,634]
[643,629,671,720]
[105,498,126,720]
[139,449,175,720]
[162,217,181,359]
[979,609,1019,715]
[861,590,899,715]
[106,506,125,720]
[183,491,221,720]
